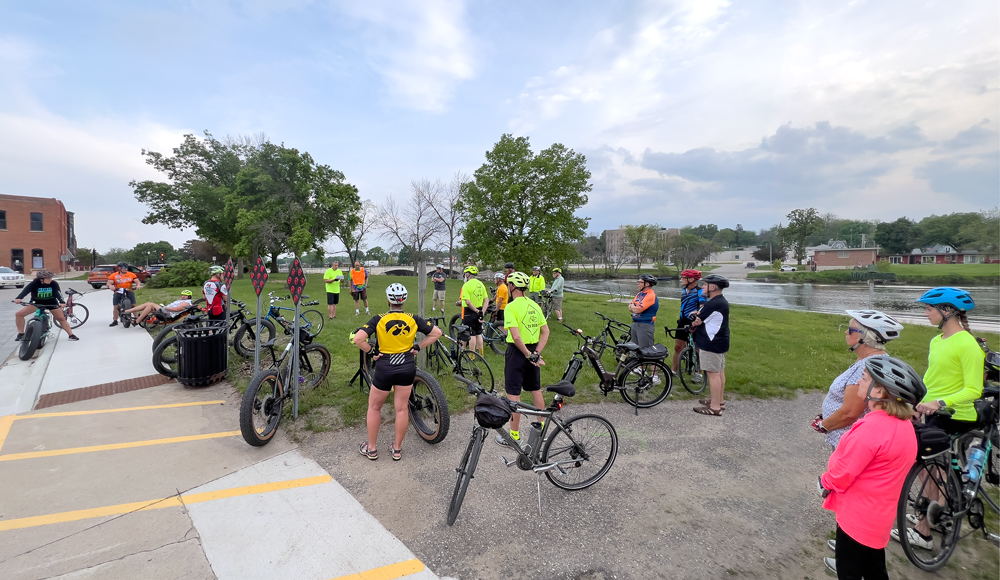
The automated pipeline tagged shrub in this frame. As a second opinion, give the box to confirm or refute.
[147,260,211,288]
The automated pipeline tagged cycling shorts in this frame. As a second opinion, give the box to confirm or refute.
[327,292,340,305]
[673,317,691,342]
[462,312,483,335]
[372,359,416,392]
[504,342,540,396]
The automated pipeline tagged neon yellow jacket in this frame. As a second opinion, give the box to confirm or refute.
[528,275,545,293]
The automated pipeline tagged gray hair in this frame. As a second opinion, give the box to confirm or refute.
[859,326,887,351]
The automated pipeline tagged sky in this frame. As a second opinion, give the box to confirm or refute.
[1,0,997,254]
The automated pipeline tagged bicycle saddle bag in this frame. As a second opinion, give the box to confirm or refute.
[474,394,512,429]
[913,422,950,459]
[637,344,669,360]
[974,395,997,426]
[456,325,471,344]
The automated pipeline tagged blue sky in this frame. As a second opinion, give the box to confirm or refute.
[1,0,997,253]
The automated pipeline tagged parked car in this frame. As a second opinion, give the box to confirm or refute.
[779,265,797,272]
[87,264,151,289]
[745,262,756,269]
[0,266,25,289]
[146,263,169,275]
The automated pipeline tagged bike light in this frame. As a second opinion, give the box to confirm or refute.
[557,400,563,410]
[576,329,583,334]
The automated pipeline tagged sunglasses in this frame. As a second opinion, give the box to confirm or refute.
[838,324,863,334]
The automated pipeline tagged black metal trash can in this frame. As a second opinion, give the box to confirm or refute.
[175,320,228,387]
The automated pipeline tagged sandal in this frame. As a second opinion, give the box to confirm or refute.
[692,405,723,416]
[390,444,402,461]
[359,442,378,460]
[698,399,726,409]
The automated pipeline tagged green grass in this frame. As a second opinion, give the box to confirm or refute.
[137,275,1000,432]
[748,263,999,285]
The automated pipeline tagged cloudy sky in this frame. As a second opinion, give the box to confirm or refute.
[1,0,997,253]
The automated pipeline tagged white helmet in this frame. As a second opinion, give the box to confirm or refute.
[386,283,408,305]
[436,264,444,268]
[845,310,903,343]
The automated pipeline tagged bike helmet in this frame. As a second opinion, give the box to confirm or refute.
[845,309,903,344]
[209,265,224,275]
[180,290,193,297]
[464,265,479,276]
[386,283,408,305]
[552,267,562,273]
[702,274,729,289]
[117,261,127,268]
[864,356,927,405]
[681,269,702,280]
[35,270,54,279]
[436,264,444,269]
[504,262,515,269]
[508,271,530,290]
[494,272,504,280]
[917,287,975,312]
[638,273,657,287]
[532,266,540,271]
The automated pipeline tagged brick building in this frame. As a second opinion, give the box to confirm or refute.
[809,240,879,270]
[0,194,77,274]
[879,244,999,265]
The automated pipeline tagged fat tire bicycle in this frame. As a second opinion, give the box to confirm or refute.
[422,316,495,392]
[15,302,56,361]
[62,288,89,329]
[446,374,619,526]
[664,325,704,394]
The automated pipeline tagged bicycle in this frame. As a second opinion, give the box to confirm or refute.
[446,374,619,526]
[15,301,56,360]
[560,320,672,411]
[239,328,332,447]
[535,289,554,320]
[236,291,323,344]
[895,386,1000,570]
[421,316,495,392]
[116,290,135,328]
[62,288,89,329]
[664,326,704,394]
[140,298,205,331]
[482,305,507,355]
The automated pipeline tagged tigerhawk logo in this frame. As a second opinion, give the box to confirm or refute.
[386,320,411,336]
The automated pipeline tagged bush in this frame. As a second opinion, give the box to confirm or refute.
[147,260,211,288]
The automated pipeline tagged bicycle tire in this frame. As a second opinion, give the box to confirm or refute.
[65,303,89,329]
[955,428,1000,512]
[297,343,332,390]
[18,320,41,361]
[300,309,324,337]
[678,346,705,394]
[485,324,506,356]
[541,414,618,490]
[233,319,277,359]
[152,324,176,351]
[456,349,495,393]
[151,336,179,378]
[423,341,447,375]
[408,369,450,444]
[896,458,963,571]
[239,368,285,446]
[617,359,672,408]
[447,428,485,525]
[448,313,461,340]
[119,297,132,328]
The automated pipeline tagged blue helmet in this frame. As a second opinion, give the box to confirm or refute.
[917,287,975,312]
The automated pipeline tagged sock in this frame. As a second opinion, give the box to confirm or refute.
[509,430,520,441]
[477,347,484,357]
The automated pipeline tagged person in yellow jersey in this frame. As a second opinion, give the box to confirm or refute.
[528,266,545,304]
[323,259,344,319]
[492,271,509,327]
[353,283,442,461]
[495,271,549,447]
[460,265,490,356]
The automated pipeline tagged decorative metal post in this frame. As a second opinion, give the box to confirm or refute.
[250,258,268,371]
[223,258,235,366]
[286,258,307,419]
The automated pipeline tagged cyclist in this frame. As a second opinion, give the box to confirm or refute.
[672,269,704,373]
[202,265,228,321]
[123,290,195,325]
[14,270,78,341]
[353,283,442,461]
[818,356,921,579]
[350,260,370,316]
[323,259,344,319]
[106,262,140,326]
[496,271,550,447]
[691,274,729,416]
[492,271,509,326]
[503,262,515,283]
[460,266,490,356]
[431,264,447,313]
[628,274,658,348]
[528,266,545,303]
[549,267,565,321]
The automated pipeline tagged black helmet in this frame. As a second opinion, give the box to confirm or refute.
[504,262,515,269]
[117,261,127,268]
[702,274,729,289]
[639,274,657,286]
[864,356,927,405]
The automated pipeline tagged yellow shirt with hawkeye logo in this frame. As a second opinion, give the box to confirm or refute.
[360,311,434,355]
[504,296,546,344]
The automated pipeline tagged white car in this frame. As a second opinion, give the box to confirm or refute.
[779,265,797,272]
[0,266,25,288]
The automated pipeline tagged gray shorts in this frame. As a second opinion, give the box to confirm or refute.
[629,323,655,348]
[432,290,446,301]
[699,350,726,373]
[551,297,563,310]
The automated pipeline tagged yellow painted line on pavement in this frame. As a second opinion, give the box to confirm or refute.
[0,416,14,451]
[0,430,241,462]
[0,474,332,532]
[330,559,425,580]
[20,400,226,419]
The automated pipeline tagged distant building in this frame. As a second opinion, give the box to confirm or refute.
[0,194,77,274]
[706,246,794,263]
[810,240,879,270]
[603,226,678,262]
[879,244,999,265]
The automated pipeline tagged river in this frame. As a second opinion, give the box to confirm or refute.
[564,279,1000,333]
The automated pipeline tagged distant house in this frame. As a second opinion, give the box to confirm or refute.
[706,246,793,263]
[809,240,879,270]
[879,244,999,265]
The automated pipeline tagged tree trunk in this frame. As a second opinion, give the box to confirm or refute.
[270,251,279,273]
[236,256,245,279]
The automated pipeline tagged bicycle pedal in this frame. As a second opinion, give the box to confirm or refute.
[499,455,515,467]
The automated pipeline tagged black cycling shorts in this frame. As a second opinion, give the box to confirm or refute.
[112,291,136,306]
[504,342,540,396]
[372,360,416,392]
[462,311,483,335]
[673,317,690,342]
[327,292,340,305]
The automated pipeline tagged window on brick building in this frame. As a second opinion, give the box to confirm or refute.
[838,251,850,258]
[30,212,43,231]
[32,249,44,269]
[0,210,6,229]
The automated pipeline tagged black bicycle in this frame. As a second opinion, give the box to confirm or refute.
[447,375,618,526]
[664,326,704,394]
[422,316,495,392]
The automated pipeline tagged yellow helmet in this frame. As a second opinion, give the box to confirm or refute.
[507,271,530,290]
[464,265,479,276]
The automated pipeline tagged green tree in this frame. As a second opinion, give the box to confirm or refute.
[964,207,999,252]
[751,241,788,262]
[128,241,180,266]
[836,219,876,247]
[666,234,715,271]
[366,246,389,265]
[874,217,918,255]
[459,134,590,270]
[915,212,985,251]
[102,247,130,264]
[623,224,660,272]
[712,228,736,248]
[681,224,718,240]
[784,208,823,264]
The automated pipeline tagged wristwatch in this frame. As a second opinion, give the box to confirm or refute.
[937,399,946,408]
[817,476,831,498]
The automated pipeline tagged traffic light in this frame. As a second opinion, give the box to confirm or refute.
[159,253,165,261]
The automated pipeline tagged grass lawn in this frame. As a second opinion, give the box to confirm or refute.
[748,263,999,285]
[137,275,999,433]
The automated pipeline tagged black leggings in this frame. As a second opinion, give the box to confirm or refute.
[834,525,887,580]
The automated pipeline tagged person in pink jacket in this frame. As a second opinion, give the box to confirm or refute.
[818,356,923,579]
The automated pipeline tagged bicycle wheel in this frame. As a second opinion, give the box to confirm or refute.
[423,341,446,375]
[408,369,450,444]
[447,428,485,526]
[18,320,41,361]
[678,346,705,394]
[300,309,324,337]
[448,313,461,340]
[297,344,331,390]
[64,303,89,329]
[456,349,495,393]
[233,319,277,359]
[239,368,285,446]
[541,414,618,490]
[485,324,506,356]
[119,297,132,328]
[152,336,179,378]
[956,429,1000,512]
[896,458,963,571]
[617,359,672,408]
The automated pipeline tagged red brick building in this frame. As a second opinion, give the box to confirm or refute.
[810,241,879,269]
[0,194,77,274]
[880,244,999,264]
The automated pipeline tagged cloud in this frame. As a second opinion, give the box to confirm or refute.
[938,121,998,151]
[913,156,999,199]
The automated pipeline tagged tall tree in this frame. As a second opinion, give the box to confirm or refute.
[874,217,918,255]
[332,200,377,267]
[422,172,466,279]
[784,208,823,264]
[128,241,180,265]
[666,234,716,271]
[459,134,590,270]
[712,228,736,248]
[681,224,718,240]
[622,224,660,271]
[836,219,876,247]
[915,212,984,250]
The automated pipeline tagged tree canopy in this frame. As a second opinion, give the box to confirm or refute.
[783,208,823,264]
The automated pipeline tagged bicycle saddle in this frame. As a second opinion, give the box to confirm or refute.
[260,338,277,348]
[617,342,641,351]
[454,324,470,332]
[544,380,576,397]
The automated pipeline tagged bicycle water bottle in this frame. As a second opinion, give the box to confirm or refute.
[964,445,987,484]
[524,422,543,455]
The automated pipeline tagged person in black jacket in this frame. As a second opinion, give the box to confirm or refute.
[691,274,729,416]
[14,270,79,341]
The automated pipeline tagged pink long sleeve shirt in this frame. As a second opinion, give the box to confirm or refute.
[821,409,916,548]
